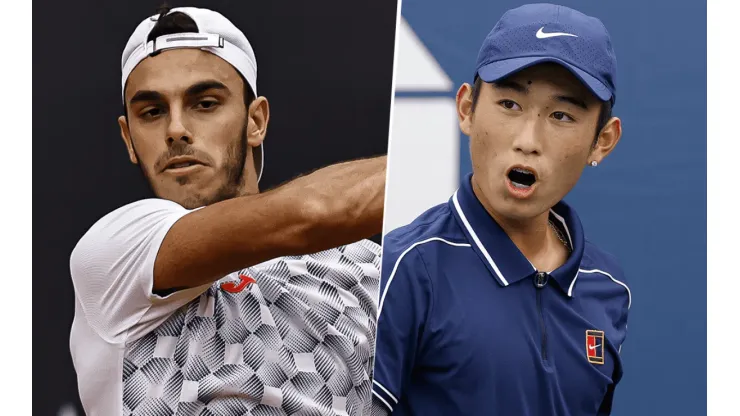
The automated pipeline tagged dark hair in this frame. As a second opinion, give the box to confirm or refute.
[123,5,256,116]
[470,77,612,146]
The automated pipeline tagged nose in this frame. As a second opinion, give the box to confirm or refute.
[165,107,193,145]
[511,120,542,156]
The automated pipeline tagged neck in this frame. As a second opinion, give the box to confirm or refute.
[239,182,259,197]
[238,161,261,196]
[471,177,568,272]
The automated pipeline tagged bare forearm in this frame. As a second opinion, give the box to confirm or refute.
[290,156,385,242]
[153,156,386,291]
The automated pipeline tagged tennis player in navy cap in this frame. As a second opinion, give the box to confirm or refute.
[371,4,631,415]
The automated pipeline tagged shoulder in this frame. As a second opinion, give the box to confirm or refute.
[383,202,467,261]
[381,202,470,287]
[578,240,631,308]
[68,199,200,342]
[95,198,188,226]
[70,198,192,283]
[77,199,188,243]
[581,240,626,282]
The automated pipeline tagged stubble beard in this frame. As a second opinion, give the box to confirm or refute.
[132,122,250,209]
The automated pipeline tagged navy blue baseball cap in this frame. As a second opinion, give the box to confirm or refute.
[475,3,617,103]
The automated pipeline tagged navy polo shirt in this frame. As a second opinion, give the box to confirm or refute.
[372,174,631,416]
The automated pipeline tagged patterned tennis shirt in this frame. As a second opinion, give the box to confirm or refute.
[70,199,381,416]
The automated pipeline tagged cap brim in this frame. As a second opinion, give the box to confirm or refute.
[477,56,612,102]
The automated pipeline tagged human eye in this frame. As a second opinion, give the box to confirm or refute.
[498,99,522,111]
[194,99,220,111]
[551,111,575,122]
[139,106,165,120]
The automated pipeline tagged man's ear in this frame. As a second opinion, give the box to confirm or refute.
[247,96,270,148]
[589,116,622,165]
[118,115,138,164]
[457,83,474,137]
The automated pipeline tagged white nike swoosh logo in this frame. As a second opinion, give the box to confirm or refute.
[536,27,578,39]
[588,344,601,350]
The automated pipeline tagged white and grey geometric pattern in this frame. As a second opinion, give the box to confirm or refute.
[122,240,381,416]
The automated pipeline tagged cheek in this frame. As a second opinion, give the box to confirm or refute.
[129,126,166,167]
[549,141,591,188]
[469,118,513,170]
[210,115,244,144]
[552,131,592,164]
[470,131,493,172]
[192,116,245,165]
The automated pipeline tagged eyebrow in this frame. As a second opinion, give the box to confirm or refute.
[492,79,590,109]
[129,80,230,105]
[185,80,229,97]
[493,80,528,94]
[130,90,164,105]
[553,95,589,110]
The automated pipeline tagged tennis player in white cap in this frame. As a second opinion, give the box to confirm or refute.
[69,6,386,415]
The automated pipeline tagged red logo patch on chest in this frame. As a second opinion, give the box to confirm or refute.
[220,274,256,293]
[586,329,605,364]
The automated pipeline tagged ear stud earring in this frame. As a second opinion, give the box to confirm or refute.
[590,161,598,167]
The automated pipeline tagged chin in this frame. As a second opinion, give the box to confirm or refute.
[498,201,546,222]
[151,185,209,209]
[483,185,553,222]
[166,193,208,209]
[178,198,209,210]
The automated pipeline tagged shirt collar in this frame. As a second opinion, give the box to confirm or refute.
[449,173,585,296]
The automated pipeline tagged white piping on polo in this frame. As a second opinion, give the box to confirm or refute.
[372,389,394,412]
[567,270,580,297]
[452,191,516,286]
[575,268,632,309]
[549,208,573,248]
[378,237,471,316]
[373,379,398,404]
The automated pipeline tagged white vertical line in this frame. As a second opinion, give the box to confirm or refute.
[452,191,513,285]
[379,0,405,240]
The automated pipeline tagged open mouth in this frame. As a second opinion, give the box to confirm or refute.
[507,167,537,189]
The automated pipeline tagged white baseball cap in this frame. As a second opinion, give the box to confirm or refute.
[120,7,264,182]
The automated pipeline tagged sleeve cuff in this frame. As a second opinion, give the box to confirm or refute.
[372,380,398,412]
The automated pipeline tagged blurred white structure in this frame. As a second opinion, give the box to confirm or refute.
[384,18,460,235]
[57,404,79,416]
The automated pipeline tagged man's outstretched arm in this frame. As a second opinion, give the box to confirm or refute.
[153,155,386,291]
[70,156,386,341]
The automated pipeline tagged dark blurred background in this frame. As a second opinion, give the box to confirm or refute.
[34,0,397,413]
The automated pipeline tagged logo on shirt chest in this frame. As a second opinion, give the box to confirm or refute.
[586,329,605,364]
[220,274,256,293]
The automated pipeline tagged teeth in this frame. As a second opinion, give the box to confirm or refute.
[513,168,533,174]
[511,182,530,189]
